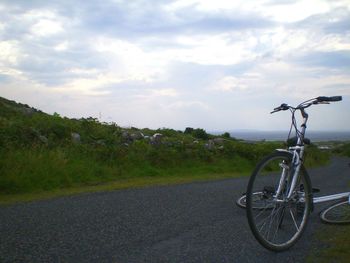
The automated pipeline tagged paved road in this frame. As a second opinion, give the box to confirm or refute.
[1,157,349,263]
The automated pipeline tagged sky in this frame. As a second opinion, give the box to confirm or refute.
[0,0,349,132]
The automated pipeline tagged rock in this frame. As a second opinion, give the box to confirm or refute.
[29,128,47,144]
[22,107,35,117]
[204,140,215,150]
[38,135,48,144]
[121,130,144,143]
[150,133,163,145]
[193,140,199,144]
[213,138,225,145]
[96,139,105,146]
[71,132,81,144]
[218,145,224,150]
[130,131,144,141]
[122,131,130,140]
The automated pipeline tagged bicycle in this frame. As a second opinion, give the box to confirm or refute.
[237,96,350,251]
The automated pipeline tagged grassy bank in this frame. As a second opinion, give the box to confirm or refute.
[0,143,261,204]
[306,143,350,263]
[307,224,350,263]
[333,142,350,157]
[0,96,330,204]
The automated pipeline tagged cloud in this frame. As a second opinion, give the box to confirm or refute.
[166,100,209,110]
[294,7,350,34]
[213,76,249,92]
[0,0,350,131]
[0,41,21,65]
[292,50,350,69]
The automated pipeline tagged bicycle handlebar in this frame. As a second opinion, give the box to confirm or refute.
[271,95,342,114]
[316,96,342,102]
[271,103,289,114]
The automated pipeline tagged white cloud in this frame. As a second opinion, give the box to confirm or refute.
[1,0,349,131]
[94,37,168,82]
[167,0,334,22]
[172,34,255,65]
[54,41,69,51]
[51,73,125,96]
[261,0,331,22]
[31,19,63,36]
[213,76,248,92]
[151,88,178,97]
[0,41,21,65]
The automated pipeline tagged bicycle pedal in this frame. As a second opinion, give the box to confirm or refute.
[312,187,320,193]
[263,186,275,194]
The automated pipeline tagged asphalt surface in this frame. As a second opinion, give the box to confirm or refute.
[1,157,349,263]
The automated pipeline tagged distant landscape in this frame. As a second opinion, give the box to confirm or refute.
[212,130,350,142]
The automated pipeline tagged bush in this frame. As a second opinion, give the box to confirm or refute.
[221,132,231,139]
[184,127,209,140]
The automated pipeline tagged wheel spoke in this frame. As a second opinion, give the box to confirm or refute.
[246,152,311,251]
[289,208,300,232]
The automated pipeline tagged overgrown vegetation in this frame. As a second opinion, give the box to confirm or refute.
[307,224,350,263]
[0,96,330,202]
[333,142,350,157]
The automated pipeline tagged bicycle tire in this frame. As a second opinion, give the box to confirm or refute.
[246,151,312,251]
[236,194,248,208]
[320,200,350,224]
[236,192,275,210]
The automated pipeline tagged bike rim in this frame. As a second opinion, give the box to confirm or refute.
[247,154,310,249]
[321,201,350,224]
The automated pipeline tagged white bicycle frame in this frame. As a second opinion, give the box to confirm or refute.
[274,107,350,205]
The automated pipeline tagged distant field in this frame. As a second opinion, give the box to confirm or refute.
[211,130,350,142]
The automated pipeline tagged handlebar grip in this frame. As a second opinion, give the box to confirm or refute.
[317,96,342,102]
[271,103,289,114]
[329,96,342,101]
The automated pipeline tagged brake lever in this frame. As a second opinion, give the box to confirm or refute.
[271,103,288,114]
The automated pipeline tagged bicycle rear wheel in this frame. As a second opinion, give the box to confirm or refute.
[320,200,350,224]
[246,151,312,251]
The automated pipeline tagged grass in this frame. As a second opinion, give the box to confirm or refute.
[307,224,350,263]
[0,170,247,205]
[0,95,332,205]
[333,142,350,157]
[0,143,255,205]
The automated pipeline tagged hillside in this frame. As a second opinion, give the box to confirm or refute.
[0,96,329,201]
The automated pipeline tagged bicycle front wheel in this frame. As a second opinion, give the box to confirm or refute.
[320,200,350,224]
[246,151,312,251]
[236,192,275,209]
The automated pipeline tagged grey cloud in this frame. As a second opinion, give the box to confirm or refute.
[2,0,349,93]
[0,0,274,88]
[293,7,350,34]
[10,39,109,86]
[292,50,350,70]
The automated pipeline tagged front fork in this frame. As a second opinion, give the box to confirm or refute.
[275,147,304,201]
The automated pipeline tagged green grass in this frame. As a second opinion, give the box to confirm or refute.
[307,224,350,263]
[333,142,350,157]
[0,144,254,204]
[0,95,332,205]
[0,170,247,205]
